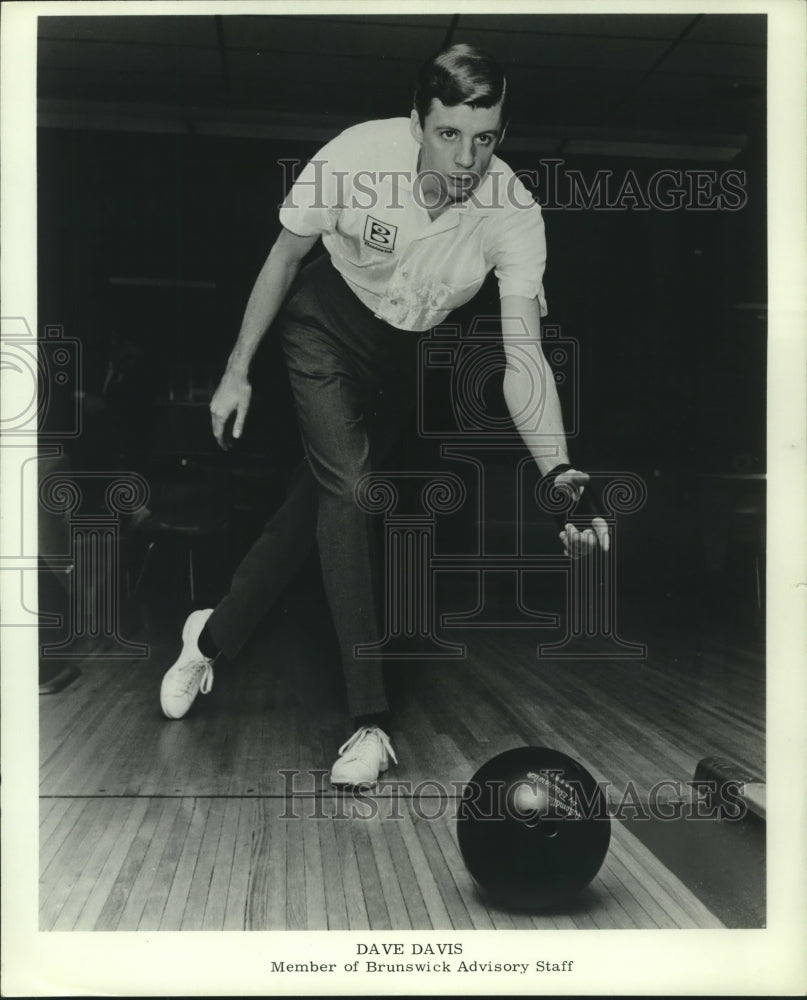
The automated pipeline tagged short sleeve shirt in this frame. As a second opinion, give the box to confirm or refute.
[279,118,548,332]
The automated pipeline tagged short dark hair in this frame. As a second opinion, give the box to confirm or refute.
[413,43,508,127]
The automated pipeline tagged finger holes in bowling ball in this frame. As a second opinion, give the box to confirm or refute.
[457,746,611,912]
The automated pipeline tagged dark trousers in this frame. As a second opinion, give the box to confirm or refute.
[207,255,420,720]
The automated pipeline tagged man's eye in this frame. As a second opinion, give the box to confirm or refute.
[477,135,493,145]
[441,130,457,139]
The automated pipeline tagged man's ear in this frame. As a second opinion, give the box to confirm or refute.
[409,108,424,144]
[497,120,508,148]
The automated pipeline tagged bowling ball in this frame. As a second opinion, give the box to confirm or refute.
[457,746,611,910]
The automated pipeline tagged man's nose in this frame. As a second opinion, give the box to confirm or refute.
[455,141,475,169]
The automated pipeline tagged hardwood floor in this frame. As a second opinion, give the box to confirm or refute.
[39,580,763,931]
[40,792,724,932]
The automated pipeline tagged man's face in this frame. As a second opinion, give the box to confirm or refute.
[410,98,505,205]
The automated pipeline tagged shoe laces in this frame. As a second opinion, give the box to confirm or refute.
[177,657,214,697]
[337,726,397,766]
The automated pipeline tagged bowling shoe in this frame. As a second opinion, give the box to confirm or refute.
[160,608,215,719]
[330,725,398,787]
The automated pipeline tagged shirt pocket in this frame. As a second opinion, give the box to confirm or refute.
[435,275,487,311]
[336,210,403,267]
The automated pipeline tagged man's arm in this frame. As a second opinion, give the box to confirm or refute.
[500,294,568,476]
[500,294,609,555]
[210,227,319,448]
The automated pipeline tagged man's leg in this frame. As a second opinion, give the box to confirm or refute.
[282,349,411,786]
[158,459,319,719]
[283,358,388,724]
[278,261,419,783]
[204,459,318,659]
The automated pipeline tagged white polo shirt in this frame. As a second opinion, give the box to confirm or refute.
[278,118,548,332]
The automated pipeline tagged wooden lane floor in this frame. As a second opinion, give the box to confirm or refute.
[40,597,761,931]
[40,793,722,932]
[40,638,764,804]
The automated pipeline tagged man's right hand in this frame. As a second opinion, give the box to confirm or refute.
[210,370,252,450]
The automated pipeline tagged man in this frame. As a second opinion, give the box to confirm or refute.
[159,44,609,786]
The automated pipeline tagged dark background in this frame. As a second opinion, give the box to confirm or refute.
[36,13,767,621]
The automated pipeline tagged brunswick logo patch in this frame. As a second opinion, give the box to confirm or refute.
[363,216,397,253]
